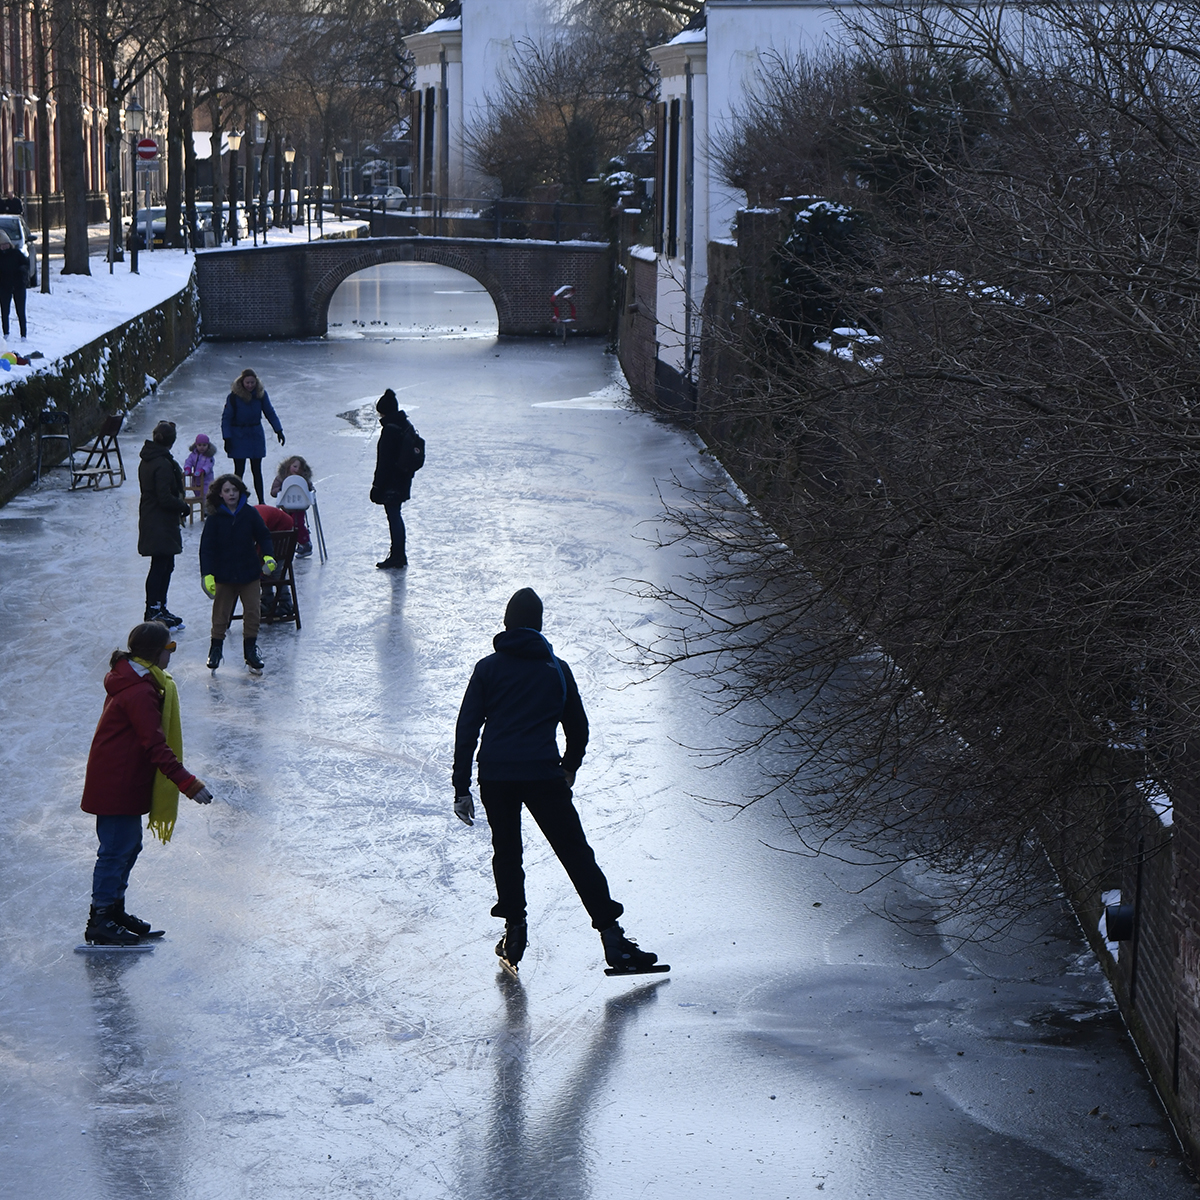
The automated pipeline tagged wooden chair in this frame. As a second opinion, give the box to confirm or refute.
[70,414,126,491]
[230,528,301,631]
[185,473,207,524]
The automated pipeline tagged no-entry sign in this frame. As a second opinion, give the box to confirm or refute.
[136,137,158,161]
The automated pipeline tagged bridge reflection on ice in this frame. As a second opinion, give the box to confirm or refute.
[326,261,499,339]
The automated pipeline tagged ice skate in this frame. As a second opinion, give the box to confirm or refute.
[244,639,264,673]
[601,923,669,976]
[495,919,527,978]
[78,904,153,952]
[111,901,164,939]
[207,639,223,670]
[145,603,183,630]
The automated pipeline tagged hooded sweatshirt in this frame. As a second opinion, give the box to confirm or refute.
[453,628,588,792]
[81,658,196,815]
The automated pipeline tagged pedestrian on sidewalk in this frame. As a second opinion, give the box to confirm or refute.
[81,621,213,946]
[452,588,666,976]
[138,420,189,629]
[0,229,28,339]
[221,368,284,503]
[200,473,275,673]
[270,454,314,557]
[370,389,423,569]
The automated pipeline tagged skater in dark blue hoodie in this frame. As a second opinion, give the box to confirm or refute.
[453,588,666,976]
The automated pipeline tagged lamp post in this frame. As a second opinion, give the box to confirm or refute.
[126,99,143,275]
[227,130,242,245]
[334,149,344,220]
[283,146,296,233]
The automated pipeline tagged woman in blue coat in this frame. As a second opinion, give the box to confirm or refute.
[221,368,284,503]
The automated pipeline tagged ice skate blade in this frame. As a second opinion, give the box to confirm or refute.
[75,942,155,954]
[604,963,670,976]
[497,957,520,979]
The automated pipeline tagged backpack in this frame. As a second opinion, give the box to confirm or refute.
[276,476,312,511]
[408,426,426,472]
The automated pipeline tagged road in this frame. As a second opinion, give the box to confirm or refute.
[0,264,1192,1198]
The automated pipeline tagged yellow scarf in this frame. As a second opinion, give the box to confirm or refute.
[134,657,183,844]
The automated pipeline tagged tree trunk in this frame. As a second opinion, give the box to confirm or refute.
[54,0,91,274]
[209,99,223,246]
[31,0,51,291]
[183,64,197,249]
[164,53,183,248]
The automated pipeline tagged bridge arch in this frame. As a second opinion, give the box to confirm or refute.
[193,236,612,341]
[310,243,508,335]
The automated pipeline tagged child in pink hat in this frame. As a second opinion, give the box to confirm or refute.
[183,434,216,502]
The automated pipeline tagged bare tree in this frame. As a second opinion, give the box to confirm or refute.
[635,2,1200,933]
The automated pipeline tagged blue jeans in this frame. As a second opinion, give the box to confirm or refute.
[91,815,143,908]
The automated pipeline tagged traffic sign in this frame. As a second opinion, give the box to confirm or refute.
[137,137,158,161]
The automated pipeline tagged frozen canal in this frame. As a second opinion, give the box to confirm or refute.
[0,264,1193,1198]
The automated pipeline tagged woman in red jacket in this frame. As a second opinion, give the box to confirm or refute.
[81,621,212,946]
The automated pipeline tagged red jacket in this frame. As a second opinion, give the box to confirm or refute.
[255,504,294,533]
[80,659,195,816]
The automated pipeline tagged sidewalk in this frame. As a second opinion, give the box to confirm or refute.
[5,218,367,384]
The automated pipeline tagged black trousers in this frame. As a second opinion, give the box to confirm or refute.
[232,457,265,503]
[0,283,26,337]
[384,501,406,561]
[144,553,175,608]
[480,778,623,931]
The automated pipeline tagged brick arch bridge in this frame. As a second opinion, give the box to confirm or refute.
[193,236,612,340]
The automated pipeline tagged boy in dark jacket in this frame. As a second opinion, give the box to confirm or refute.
[199,473,275,672]
[453,588,666,976]
[370,389,422,569]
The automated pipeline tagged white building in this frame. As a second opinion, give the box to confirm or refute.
[403,0,574,202]
[648,2,856,400]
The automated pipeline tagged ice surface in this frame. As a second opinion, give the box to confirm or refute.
[0,264,1192,1198]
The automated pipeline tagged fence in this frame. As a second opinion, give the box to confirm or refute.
[341,195,608,243]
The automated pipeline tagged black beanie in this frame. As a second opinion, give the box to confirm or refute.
[504,588,543,630]
[376,389,398,415]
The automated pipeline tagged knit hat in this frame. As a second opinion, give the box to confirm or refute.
[195,433,210,446]
[504,588,543,631]
[376,389,399,415]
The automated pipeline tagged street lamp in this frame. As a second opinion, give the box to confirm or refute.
[334,149,344,220]
[283,146,296,233]
[227,130,242,246]
[126,99,143,275]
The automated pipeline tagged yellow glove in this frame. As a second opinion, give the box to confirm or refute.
[262,556,277,575]
[203,574,216,598]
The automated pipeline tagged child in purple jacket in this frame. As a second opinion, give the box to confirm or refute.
[183,434,216,501]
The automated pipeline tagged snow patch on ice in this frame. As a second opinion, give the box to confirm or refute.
[534,379,633,410]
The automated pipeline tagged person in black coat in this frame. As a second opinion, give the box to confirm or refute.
[453,588,666,976]
[137,421,189,628]
[0,230,28,339]
[199,474,274,672]
[370,389,422,569]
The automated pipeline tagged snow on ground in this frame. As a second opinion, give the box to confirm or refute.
[3,219,368,383]
[6,252,195,379]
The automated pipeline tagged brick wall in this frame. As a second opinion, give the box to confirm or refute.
[616,250,658,406]
[194,237,614,340]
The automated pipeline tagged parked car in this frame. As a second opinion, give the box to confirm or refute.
[352,185,407,210]
[127,202,246,248]
[0,214,37,286]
